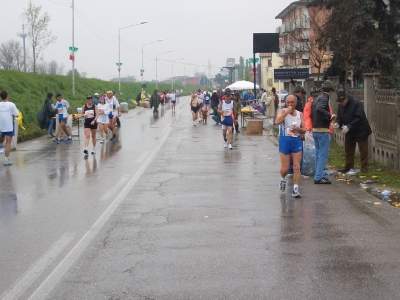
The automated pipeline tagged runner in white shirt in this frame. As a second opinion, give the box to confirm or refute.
[53,93,73,144]
[0,91,19,166]
[197,90,204,122]
[105,90,120,141]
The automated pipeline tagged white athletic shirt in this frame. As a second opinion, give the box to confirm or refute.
[170,93,176,101]
[56,99,70,119]
[105,96,120,116]
[221,100,234,119]
[97,103,110,124]
[279,110,302,137]
[0,101,19,132]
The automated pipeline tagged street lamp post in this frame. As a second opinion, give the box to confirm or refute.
[141,39,163,90]
[172,57,184,90]
[156,50,172,90]
[118,21,147,95]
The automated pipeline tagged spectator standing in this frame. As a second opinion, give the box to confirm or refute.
[233,92,241,133]
[311,80,336,184]
[334,91,372,173]
[93,93,100,105]
[260,88,268,112]
[0,91,19,166]
[149,89,161,115]
[44,92,56,138]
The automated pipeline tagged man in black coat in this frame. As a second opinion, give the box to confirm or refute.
[333,91,372,173]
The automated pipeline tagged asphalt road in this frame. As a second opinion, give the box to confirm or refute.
[1,96,400,300]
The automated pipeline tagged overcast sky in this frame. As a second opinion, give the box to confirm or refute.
[3,0,294,81]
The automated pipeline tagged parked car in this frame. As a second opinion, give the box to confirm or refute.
[277,90,288,107]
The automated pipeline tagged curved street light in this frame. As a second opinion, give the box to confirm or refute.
[118,21,147,94]
[156,50,172,90]
[141,39,163,89]
[172,57,184,90]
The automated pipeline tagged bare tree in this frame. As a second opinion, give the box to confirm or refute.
[48,60,58,75]
[36,61,48,74]
[21,0,57,74]
[0,40,24,71]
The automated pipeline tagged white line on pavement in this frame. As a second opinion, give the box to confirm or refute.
[1,232,75,300]
[28,107,180,300]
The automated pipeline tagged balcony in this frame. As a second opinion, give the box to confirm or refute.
[276,26,281,34]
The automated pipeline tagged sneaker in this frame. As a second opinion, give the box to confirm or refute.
[46,134,53,138]
[53,138,61,144]
[91,149,95,154]
[280,179,286,192]
[301,174,309,179]
[65,137,72,143]
[228,144,233,150]
[4,160,12,166]
[224,141,228,148]
[292,189,301,198]
[100,139,104,144]
[314,177,331,184]
[193,122,196,126]
[110,134,116,141]
[84,149,88,155]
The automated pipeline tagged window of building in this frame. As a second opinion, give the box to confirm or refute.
[268,59,272,67]
[302,58,309,65]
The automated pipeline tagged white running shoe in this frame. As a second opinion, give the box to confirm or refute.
[224,141,228,148]
[4,160,12,166]
[292,188,301,198]
[193,122,196,126]
[228,143,233,150]
[100,139,104,144]
[91,149,95,154]
[280,179,286,192]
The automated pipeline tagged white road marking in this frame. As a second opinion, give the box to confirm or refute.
[28,107,179,300]
[1,232,75,300]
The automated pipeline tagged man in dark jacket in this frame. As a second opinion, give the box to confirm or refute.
[333,91,372,173]
[311,80,336,184]
[44,93,56,138]
[149,89,160,115]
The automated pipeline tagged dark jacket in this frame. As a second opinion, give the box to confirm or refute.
[336,95,372,143]
[44,98,56,125]
[311,92,332,132]
[149,92,160,108]
[211,92,219,108]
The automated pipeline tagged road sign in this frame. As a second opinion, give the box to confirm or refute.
[249,58,259,63]
[69,47,78,52]
[140,69,144,73]
[118,68,121,72]
[116,63,122,66]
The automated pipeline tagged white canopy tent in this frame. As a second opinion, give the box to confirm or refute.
[225,80,259,91]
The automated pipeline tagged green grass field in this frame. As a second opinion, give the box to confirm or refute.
[0,70,198,141]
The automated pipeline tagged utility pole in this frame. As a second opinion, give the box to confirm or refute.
[18,25,28,73]
[72,0,75,95]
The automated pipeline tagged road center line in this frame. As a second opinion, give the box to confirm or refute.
[2,232,75,300]
[28,108,178,300]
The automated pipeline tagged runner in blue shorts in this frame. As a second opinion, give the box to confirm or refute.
[218,88,235,150]
[275,94,306,198]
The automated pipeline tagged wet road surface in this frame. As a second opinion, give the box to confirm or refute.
[1,96,400,299]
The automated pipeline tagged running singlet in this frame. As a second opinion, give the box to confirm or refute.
[221,100,234,120]
[84,104,96,125]
[57,100,69,120]
[279,110,301,137]
[106,96,119,118]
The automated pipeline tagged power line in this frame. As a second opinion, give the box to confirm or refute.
[75,7,115,39]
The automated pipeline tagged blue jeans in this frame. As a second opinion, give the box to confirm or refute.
[212,115,221,124]
[313,132,331,181]
[47,118,54,134]
[261,102,266,111]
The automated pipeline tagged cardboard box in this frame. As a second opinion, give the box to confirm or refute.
[141,101,150,108]
[246,118,263,134]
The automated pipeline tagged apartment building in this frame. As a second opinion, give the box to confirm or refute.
[275,0,330,90]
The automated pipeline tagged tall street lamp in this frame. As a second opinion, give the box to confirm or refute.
[172,57,184,90]
[118,21,147,95]
[141,39,163,89]
[156,50,171,90]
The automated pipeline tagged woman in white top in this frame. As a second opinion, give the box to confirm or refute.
[97,96,110,143]
[275,94,306,198]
